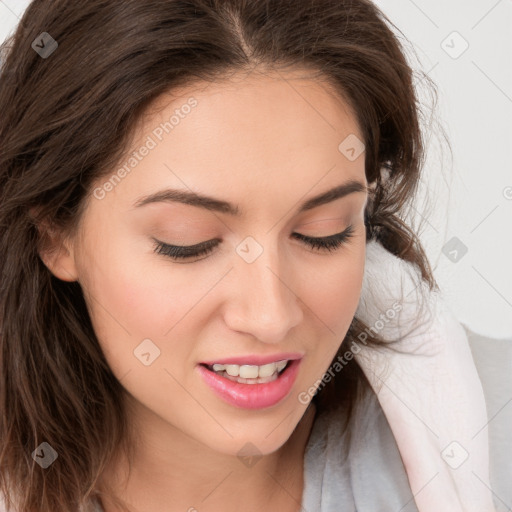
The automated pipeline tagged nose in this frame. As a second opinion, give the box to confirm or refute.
[223,247,304,344]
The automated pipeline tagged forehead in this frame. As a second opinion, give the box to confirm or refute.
[141,68,361,139]
[87,69,366,224]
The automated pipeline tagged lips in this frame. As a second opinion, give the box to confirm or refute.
[196,357,302,409]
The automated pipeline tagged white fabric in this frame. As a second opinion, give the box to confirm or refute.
[354,239,496,512]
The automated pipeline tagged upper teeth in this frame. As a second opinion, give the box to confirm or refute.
[212,359,288,378]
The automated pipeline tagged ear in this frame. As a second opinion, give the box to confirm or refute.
[31,208,79,282]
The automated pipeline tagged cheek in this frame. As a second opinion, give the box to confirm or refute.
[301,244,365,335]
[290,243,365,394]
[76,239,199,374]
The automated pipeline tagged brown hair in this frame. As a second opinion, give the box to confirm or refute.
[0,0,441,510]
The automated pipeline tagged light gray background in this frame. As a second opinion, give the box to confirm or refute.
[1,0,511,338]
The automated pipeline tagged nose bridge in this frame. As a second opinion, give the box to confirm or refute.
[224,239,303,343]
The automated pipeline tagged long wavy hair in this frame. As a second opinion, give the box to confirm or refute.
[0,0,442,510]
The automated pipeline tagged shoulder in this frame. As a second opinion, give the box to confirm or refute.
[465,325,512,397]
[465,326,512,512]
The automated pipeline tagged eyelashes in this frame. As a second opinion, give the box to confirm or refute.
[152,224,355,262]
[291,224,354,252]
[153,238,221,260]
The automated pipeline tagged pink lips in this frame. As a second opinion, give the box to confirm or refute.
[196,356,302,410]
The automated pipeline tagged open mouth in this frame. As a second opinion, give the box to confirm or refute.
[196,358,302,410]
[199,359,292,385]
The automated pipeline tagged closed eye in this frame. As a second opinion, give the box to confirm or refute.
[152,224,354,261]
[291,224,354,252]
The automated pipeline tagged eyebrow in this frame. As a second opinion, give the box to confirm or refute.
[132,179,367,216]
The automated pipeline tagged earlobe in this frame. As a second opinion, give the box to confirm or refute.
[34,217,79,282]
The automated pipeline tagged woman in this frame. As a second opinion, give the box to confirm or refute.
[0,1,505,511]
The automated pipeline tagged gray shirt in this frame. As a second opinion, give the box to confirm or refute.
[301,388,420,512]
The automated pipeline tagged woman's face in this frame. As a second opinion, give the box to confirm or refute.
[48,70,368,457]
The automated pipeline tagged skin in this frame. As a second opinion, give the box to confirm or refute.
[39,68,368,512]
